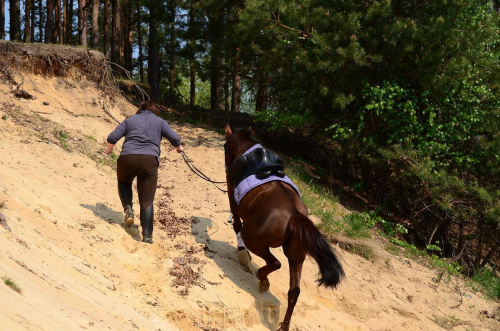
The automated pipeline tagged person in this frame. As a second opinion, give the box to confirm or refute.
[104,100,183,244]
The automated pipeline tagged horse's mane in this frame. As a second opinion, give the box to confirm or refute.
[236,127,257,143]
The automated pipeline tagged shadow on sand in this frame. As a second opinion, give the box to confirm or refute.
[191,216,281,330]
[80,203,141,241]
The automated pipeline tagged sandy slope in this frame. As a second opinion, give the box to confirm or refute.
[0,74,499,331]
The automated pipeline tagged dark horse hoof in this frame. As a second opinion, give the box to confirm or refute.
[258,279,270,292]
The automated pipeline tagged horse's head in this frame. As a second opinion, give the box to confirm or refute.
[224,123,256,167]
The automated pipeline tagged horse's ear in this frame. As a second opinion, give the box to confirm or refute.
[225,123,232,137]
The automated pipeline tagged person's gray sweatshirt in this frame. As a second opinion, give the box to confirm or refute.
[107,110,181,158]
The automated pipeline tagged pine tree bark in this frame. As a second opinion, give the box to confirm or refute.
[46,0,54,43]
[210,52,223,111]
[103,0,110,59]
[148,9,160,101]
[188,4,196,106]
[38,0,44,42]
[91,0,99,48]
[209,11,223,111]
[64,0,73,44]
[255,80,269,112]
[78,0,89,47]
[168,0,176,105]
[231,48,241,113]
[9,0,21,41]
[54,0,62,43]
[123,0,133,71]
[0,0,5,39]
[24,0,32,42]
[30,3,35,40]
[111,0,122,68]
[136,0,144,82]
[224,64,230,112]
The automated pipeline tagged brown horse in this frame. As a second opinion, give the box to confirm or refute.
[224,124,345,331]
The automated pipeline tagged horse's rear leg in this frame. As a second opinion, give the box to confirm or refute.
[278,238,306,331]
[248,247,281,292]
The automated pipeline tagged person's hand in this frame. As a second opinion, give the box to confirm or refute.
[175,145,184,153]
[104,142,115,155]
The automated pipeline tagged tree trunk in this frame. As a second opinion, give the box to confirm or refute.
[30,2,35,41]
[136,0,143,82]
[255,80,269,112]
[64,0,73,44]
[24,0,32,42]
[46,0,54,43]
[38,0,44,42]
[111,0,122,67]
[78,0,89,47]
[103,0,110,59]
[474,218,484,271]
[188,5,195,106]
[54,0,62,43]
[9,0,21,41]
[123,0,132,71]
[0,0,5,39]
[209,9,223,111]
[210,52,223,111]
[168,0,176,105]
[231,48,241,113]
[148,8,160,101]
[224,75,230,112]
[91,0,99,48]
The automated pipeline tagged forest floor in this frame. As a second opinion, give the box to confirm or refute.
[0,70,499,331]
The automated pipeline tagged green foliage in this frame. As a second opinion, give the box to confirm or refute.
[286,163,341,232]
[472,268,500,300]
[2,275,22,294]
[177,76,211,109]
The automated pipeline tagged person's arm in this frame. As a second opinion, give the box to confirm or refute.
[161,120,182,152]
[105,120,127,155]
[104,142,115,155]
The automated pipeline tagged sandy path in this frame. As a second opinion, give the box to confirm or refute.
[0,75,498,331]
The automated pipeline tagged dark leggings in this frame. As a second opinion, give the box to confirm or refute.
[117,154,158,209]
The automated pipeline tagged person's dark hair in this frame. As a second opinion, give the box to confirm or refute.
[137,100,159,116]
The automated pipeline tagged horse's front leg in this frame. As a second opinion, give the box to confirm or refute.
[232,214,255,273]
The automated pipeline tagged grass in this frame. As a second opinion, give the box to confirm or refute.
[53,128,71,151]
[470,267,500,300]
[1,275,22,294]
[286,162,340,229]
[432,314,464,330]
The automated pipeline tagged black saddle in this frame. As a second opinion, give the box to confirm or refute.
[227,147,286,187]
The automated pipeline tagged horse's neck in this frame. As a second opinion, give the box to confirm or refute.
[237,142,257,158]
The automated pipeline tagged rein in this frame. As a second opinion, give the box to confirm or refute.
[180,151,228,193]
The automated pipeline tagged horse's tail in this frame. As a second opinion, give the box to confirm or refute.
[289,212,345,288]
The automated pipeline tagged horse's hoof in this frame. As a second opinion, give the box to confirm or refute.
[258,279,270,292]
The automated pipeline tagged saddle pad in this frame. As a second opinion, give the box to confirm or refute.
[234,174,301,205]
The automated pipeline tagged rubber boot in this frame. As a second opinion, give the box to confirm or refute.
[118,182,134,226]
[140,205,154,244]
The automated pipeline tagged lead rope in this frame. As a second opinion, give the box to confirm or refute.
[180,151,228,193]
